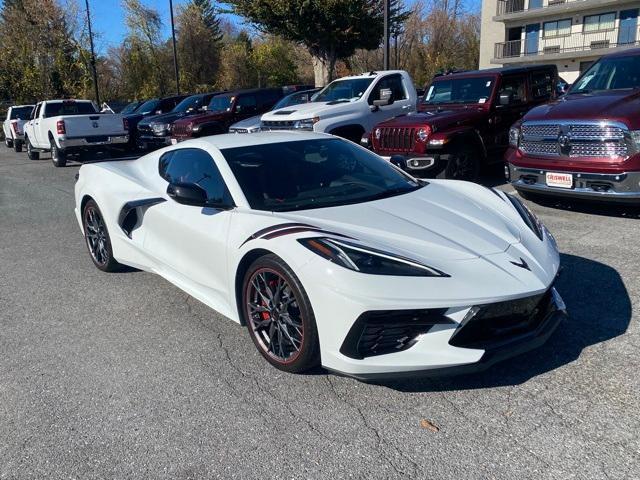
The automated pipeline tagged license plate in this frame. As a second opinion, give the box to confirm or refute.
[545,172,572,189]
[170,138,177,145]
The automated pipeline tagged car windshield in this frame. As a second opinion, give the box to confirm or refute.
[138,99,159,115]
[208,95,232,113]
[272,90,318,110]
[423,76,495,105]
[313,78,374,103]
[174,95,206,113]
[120,101,141,115]
[10,106,33,119]
[569,55,640,94]
[43,101,97,117]
[222,138,422,212]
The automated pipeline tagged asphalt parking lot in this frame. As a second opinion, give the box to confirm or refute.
[1,148,638,480]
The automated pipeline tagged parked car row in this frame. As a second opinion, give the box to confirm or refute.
[5,47,640,204]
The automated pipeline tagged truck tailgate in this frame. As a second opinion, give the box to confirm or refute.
[59,114,126,139]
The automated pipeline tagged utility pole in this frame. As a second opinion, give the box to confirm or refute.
[383,0,390,70]
[169,0,180,95]
[85,0,100,106]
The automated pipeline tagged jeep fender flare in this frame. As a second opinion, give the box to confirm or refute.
[433,127,487,159]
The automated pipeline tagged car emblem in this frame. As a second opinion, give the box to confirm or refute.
[510,257,531,271]
[92,121,99,128]
[558,132,571,155]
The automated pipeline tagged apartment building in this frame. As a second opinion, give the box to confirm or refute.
[479,0,640,82]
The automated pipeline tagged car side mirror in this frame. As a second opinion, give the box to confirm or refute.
[499,92,513,106]
[373,88,394,107]
[167,182,208,207]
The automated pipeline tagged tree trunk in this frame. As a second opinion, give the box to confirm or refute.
[312,56,329,87]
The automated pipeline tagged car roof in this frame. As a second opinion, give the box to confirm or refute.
[604,47,640,58]
[433,65,557,80]
[193,131,329,150]
[332,70,407,82]
[216,88,283,97]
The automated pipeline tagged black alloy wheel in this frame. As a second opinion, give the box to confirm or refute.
[243,255,320,373]
[444,143,480,181]
[50,139,66,167]
[82,200,121,272]
[26,137,39,160]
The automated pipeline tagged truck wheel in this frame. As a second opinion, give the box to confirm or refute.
[14,140,22,153]
[444,144,480,182]
[26,137,39,160]
[5,138,13,148]
[51,140,67,167]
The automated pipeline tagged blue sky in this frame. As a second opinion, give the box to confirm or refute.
[0,0,481,54]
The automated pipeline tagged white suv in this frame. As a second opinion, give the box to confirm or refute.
[260,71,416,142]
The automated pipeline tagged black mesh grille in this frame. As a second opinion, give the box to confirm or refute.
[449,289,554,350]
[340,309,451,359]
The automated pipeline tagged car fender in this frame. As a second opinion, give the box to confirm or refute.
[430,126,487,157]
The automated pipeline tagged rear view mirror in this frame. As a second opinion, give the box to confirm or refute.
[373,88,394,107]
[167,182,208,207]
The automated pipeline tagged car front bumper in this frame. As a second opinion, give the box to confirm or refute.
[508,164,640,203]
[137,134,171,149]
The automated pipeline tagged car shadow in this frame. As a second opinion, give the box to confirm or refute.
[525,195,640,219]
[375,253,631,392]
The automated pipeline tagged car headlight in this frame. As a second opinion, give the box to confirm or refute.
[506,194,543,240]
[293,117,319,130]
[509,125,521,148]
[374,128,381,139]
[151,123,167,135]
[298,237,449,277]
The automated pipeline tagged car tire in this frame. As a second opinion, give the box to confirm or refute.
[26,137,39,160]
[14,140,22,153]
[242,254,321,373]
[5,138,13,148]
[82,199,122,272]
[444,143,480,181]
[50,139,67,167]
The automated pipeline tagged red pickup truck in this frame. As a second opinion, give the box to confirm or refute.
[365,65,558,180]
[506,48,640,204]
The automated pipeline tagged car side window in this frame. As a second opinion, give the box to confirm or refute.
[159,148,233,203]
[369,74,408,104]
[235,95,258,113]
[530,71,554,101]
[497,75,527,104]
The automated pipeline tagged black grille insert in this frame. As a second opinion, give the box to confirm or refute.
[340,309,452,359]
[449,289,554,350]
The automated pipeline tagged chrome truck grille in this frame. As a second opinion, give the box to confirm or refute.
[375,127,416,152]
[520,121,630,158]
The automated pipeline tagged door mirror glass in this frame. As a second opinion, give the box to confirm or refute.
[373,88,394,107]
[499,92,513,106]
[167,182,208,206]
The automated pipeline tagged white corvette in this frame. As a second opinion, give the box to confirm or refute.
[74,132,566,380]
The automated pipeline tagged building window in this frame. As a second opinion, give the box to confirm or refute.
[584,12,616,32]
[544,19,571,38]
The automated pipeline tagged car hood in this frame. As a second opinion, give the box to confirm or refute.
[523,90,640,128]
[270,181,523,262]
[174,111,229,127]
[262,101,362,122]
[230,115,261,129]
[377,107,487,129]
[139,111,191,127]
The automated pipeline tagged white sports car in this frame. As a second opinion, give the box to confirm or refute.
[74,132,566,380]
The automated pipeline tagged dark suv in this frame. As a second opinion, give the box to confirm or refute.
[170,88,284,142]
[365,65,559,180]
[124,94,188,150]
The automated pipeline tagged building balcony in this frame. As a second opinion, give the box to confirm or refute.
[493,24,639,62]
[494,0,637,22]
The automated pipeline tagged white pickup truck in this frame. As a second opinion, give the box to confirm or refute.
[3,105,34,152]
[24,99,129,167]
[260,70,416,142]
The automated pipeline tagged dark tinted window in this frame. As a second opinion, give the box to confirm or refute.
[570,55,640,93]
[159,148,232,203]
[530,70,554,100]
[174,95,208,113]
[423,77,495,105]
[120,101,142,115]
[369,74,407,103]
[138,99,160,115]
[10,106,33,119]
[497,75,527,104]
[235,95,258,113]
[222,138,422,212]
[43,101,97,117]
[209,95,232,112]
